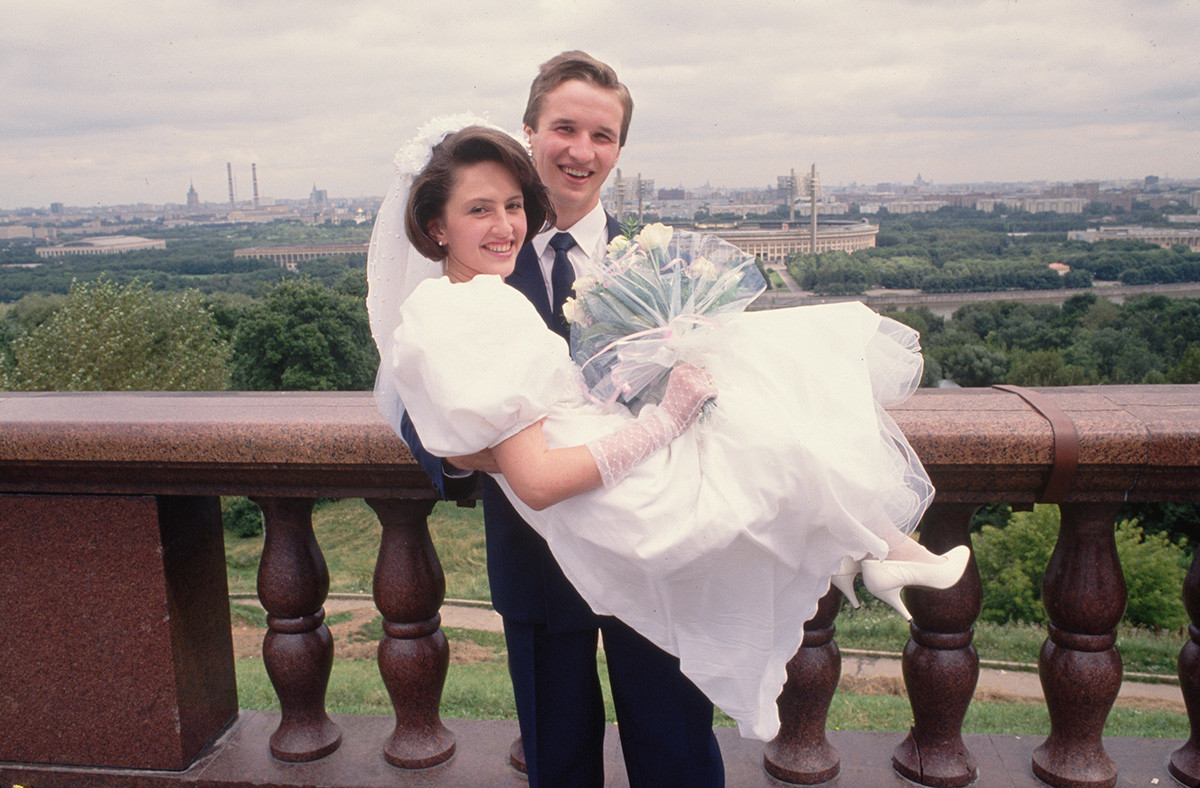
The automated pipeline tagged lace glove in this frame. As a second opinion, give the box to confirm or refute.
[586,364,716,487]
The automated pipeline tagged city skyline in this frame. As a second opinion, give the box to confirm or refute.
[6,168,1192,216]
[3,0,1199,210]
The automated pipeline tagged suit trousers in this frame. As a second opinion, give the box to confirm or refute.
[504,615,725,787]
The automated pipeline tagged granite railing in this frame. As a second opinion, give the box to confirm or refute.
[1,385,1199,788]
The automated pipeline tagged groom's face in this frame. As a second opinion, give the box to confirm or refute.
[525,79,624,228]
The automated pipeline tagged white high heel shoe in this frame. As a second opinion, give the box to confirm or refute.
[830,557,862,608]
[860,545,971,621]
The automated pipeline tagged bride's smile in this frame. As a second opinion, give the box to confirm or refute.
[429,159,527,283]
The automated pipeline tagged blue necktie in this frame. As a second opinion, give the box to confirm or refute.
[549,231,576,336]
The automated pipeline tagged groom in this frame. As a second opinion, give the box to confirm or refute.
[402,51,724,786]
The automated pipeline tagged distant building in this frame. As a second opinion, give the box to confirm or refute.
[187,182,200,211]
[975,197,1086,214]
[793,200,850,216]
[0,225,34,240]
[612,173,654,219]
[1022,197,1087,214]
[227,205,293,223]
[1068,226,1200,252]
[710,221,878,263]
[35,235,166,258]
[883,200,947,215]
[234,242,369,271]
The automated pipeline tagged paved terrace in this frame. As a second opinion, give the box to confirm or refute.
[1,386,1199,787]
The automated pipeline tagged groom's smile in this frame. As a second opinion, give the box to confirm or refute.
[525,78,624,230]
[560,165,592,180]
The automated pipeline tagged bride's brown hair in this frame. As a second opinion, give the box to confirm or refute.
[406,126,554,261]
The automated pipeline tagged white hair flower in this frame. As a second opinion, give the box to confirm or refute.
[392,114,523,177]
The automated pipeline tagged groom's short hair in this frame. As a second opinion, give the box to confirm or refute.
[523,50,633,147]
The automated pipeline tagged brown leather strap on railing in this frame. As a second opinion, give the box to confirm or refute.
[992,384,1080,502]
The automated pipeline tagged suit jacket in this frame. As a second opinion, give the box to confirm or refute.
[403,213,623,631]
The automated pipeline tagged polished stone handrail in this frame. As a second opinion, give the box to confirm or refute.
[1,385,1198,788]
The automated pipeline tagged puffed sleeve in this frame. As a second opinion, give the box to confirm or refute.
[389,276,578,457]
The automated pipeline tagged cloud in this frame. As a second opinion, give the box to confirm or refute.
[1,0,1198,207]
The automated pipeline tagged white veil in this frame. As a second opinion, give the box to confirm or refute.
[367,114,525,440]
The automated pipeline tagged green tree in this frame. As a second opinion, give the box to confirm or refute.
[974,505,1188,629]
[230,275,376,391]
[974,505,1060,624]
[1007,349,1093,387]
[1170,346,1200,383]
[1065,327,1162,383]
[1117,520,1189,630]
[938,343,1009,387]
[0,292,68,372]
[0,278,230,391]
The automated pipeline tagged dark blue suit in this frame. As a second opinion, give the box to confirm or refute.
[401,215,723,787]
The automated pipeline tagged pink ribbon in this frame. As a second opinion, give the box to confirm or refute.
[579,313,720,406]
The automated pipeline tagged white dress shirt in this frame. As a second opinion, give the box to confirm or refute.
[529,201,610,306]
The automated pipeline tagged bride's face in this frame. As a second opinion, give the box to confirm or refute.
[430,160,527,283]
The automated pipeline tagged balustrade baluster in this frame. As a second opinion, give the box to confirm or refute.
[1033,502,1125,788]
[366,498,456,768]
[763,585,844,783]
[893,502,981,787]
[1170,546,1200,786]
[253,496,342,762]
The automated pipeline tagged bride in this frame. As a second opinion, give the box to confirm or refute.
[368,120,968,741]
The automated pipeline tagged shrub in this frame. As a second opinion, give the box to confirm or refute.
[223,497,263,539]
[1118,521,1189,630]
[973,505,1188,630]
[974,506,1059,624]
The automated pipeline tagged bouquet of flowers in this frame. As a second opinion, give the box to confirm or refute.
[567,222,767,411]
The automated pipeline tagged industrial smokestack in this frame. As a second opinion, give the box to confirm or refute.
[227,162,235,207]
[251,163,260,210]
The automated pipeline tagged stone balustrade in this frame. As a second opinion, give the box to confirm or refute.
[1,385,1198,788]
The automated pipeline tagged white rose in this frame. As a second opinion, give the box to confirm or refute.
[562,296,582,324]
[688,257,717,279]
[573,274,598,294]
[606,235,632,256]
[634,222,673,254]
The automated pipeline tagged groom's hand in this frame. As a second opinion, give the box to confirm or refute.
[447,448,501,474]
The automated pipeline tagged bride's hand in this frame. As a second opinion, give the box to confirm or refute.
[660,364,716,432]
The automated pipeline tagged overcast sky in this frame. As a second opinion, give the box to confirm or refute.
[2,0,1198,210]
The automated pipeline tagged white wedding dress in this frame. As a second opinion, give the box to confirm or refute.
[389,274,934,741]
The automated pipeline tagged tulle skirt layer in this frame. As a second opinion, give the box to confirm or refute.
[498,301,934,740]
